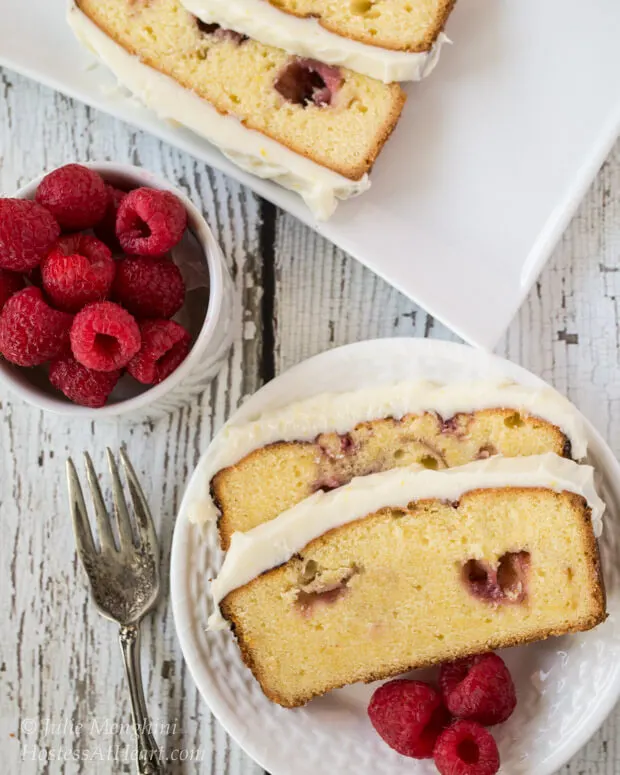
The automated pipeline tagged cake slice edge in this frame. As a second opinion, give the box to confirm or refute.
[180,0,451,82]
[67,1,390,219]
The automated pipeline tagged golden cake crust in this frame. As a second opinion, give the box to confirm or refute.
[75,0,406,181]
[266,0,458,53]
[221,488,606,708]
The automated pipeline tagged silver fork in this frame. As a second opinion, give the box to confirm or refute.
[67,449,164,775]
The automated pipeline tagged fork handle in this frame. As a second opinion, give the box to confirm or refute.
[119,625,165,774]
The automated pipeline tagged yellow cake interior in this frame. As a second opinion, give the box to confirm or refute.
[222,487,605,707]
[213,408,571,547]
[266,0,455,52]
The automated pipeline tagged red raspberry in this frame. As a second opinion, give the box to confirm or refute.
[0,269,25,310]
[35,164,107,231]
[127,319,191,384]
[368,679,450,759]
[94,185,127,251]
[41,234,116,312]
[440,653,516,726]
[0,287,72,366]
[71,301,141,372]
[112,255,185,318]
[49,355,121,408]
[0,198,61,271]
[116,188,187,256]
[433,721,500,775]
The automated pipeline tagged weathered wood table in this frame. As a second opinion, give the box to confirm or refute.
[1,69,619,774]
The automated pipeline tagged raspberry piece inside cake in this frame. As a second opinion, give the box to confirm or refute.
[274,58,343,107]
[462,551,530,605]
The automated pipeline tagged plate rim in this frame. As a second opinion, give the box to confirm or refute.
[170,338,620,774]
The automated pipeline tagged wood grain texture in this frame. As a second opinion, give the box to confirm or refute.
[0,64,619,775]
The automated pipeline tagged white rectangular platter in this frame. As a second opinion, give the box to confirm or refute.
[1,0,619,348]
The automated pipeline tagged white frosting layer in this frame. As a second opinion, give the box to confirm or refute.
[67,3,369,220]
[180,0,448,82]
[208,453,605,628]
[192,380,588,524]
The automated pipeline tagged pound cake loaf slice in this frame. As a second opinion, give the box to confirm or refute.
[180,0,454,81]
[202,381,588,548]
[68,0,406,219]
[211,454,606,707]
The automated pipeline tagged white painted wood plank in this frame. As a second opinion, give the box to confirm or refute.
[0,70,265,775]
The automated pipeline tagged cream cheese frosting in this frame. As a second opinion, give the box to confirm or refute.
[180,0,449,83]
[67,3,370,220]
[208,453,605,628]
[190,380,589,524]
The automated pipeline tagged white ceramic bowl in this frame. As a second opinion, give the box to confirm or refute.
[171,338,620,775]
[0,162,234,420]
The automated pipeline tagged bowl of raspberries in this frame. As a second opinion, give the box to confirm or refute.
[0,162,233,417]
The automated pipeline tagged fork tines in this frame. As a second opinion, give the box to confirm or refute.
[67,449,159,559]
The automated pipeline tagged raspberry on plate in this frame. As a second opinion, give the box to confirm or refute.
[35,164,108,231]
[42,234,116,312]
[439,653,516,727]
[0,287,72,366]
[127,319,191,385]
[368,679,450,759]
[50,355,122,408]
[94,185,127,252]
[116,188,187,256]
[0,198,61,271]
[433,720,500,775]
[0,269,25,311]
[71,301,141,372]
[112,255,185,319]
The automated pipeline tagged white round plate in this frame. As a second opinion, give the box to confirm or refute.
[171,339,620,775]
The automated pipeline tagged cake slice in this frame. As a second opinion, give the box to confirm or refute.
[68,0,406,219]
[212,454,606,707]
[180,0,454,82]
[202,381,588,548]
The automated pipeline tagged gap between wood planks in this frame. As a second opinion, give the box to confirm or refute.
[259,201,277,384]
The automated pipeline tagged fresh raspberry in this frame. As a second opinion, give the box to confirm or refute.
[0,269,25,310]
[71,301,141,372]
[368,679,451,759]
[0,198,61,271]
[41,234,116,312]
[94,185,127,251]
[0,287,72,366]
[49,355,121,408]
[112,255,185,318]
[433,721,500,775]
[439,653,516,726]
[116,188,187,256]
[35,164,108,231]
[127,319,191,384]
